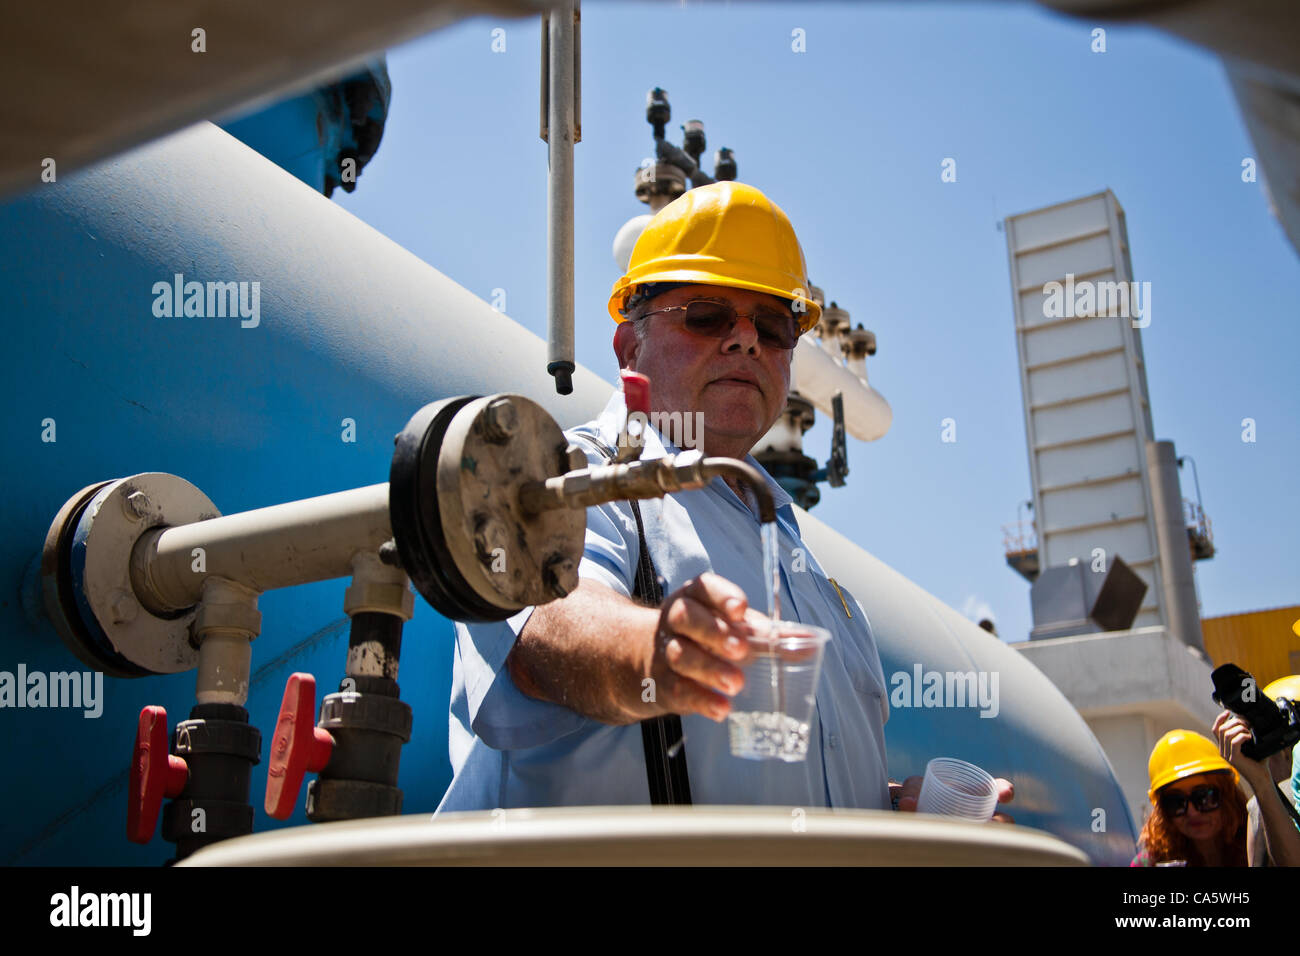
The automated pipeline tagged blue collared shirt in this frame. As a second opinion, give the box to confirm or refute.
[435,388,891,812]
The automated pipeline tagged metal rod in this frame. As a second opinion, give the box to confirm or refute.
[519,454,778,524]
[1178,454,1205,515]
[131,484,392,612]
[545,0,577,395]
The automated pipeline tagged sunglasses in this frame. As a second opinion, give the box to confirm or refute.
[1159,785,1222,817]
[638,299,800,350]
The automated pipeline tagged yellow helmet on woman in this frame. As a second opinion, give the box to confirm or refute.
[1147,729,1238,800]
[608,181,821,333]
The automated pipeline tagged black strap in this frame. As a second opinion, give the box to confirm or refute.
[572,430,693,806]
[627,497,693,805]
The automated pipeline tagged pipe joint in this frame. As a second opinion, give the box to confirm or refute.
[193,577,262,641]
[193,577,259,707]
[343,551,414,621]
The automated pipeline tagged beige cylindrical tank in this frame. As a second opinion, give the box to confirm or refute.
[179,806,1089,866]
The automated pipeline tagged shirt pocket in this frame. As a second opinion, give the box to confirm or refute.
[813,574,888,721]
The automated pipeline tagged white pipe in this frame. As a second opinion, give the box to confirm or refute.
[193,577,260,706]
[792,336,892,442]
[133,484,392,611]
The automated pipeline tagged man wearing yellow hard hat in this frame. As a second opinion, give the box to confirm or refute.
[438,181,1014,817]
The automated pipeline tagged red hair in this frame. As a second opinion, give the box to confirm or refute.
[1137,770,1247,867]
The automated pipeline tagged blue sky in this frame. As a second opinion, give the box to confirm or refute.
[333,0,1300,643]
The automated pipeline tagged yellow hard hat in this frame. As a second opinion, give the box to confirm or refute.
[1148,729,1238,800]
[1264,675,1300,702]
[608,180,822,334]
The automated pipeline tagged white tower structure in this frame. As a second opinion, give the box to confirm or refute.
[1004,190,1220,823]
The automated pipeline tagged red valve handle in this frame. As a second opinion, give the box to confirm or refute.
[265,673,335,820]
[621,369,651,418]
[127,706,189,844]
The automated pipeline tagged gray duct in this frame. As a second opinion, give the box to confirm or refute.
[1146,440,1205,650]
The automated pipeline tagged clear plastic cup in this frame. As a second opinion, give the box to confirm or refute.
[727,621,829,762]
[916,757,999,820]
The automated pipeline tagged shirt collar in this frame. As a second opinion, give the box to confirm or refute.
[592,386,795,515]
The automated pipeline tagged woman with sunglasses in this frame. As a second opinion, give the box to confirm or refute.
[1131,729,1248,867]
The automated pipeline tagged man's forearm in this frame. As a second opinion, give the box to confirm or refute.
[506,578,661,725]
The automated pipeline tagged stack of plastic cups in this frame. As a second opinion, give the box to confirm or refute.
[916,757,999,821]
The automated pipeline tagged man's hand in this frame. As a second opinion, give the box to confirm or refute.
[892,775,1016,824]
[1216,709,1300,866]
[507,571,768,726]
[1213,710,1272,788]
[648,572,770,722]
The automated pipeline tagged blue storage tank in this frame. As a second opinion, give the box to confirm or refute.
[0,98,1136,865]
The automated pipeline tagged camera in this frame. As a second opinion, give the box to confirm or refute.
[1211,663,1300,760]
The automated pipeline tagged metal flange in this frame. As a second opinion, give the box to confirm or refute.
[40,480,138,676]
[390,394,585,621]
[390,395,499,622]
[435,395,584,614]
[42,473,220,675]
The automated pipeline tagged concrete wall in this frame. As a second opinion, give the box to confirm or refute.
[1017,626,1224,824]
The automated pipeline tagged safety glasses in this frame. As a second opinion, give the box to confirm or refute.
[639,299,799,350]
[1159,785,1222,817]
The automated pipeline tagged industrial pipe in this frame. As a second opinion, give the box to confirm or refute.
[130,484,391,614]
[73,398,773,654]
[518,450,778,524]
[790,336,892,443]
[1145,440,1205,650]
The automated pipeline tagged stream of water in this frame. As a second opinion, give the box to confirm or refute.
[724,522,812,761]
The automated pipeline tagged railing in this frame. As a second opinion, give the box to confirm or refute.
[1002,519,1038,557]
[1184,498,1215,560]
